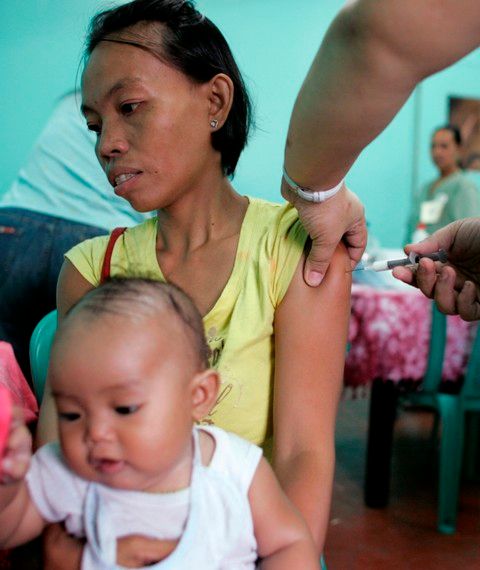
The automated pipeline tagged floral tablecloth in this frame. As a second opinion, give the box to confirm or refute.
[345,284,477,391]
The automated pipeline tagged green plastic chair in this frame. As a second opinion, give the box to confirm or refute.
[29,310,57,404]
[401,305,480,534]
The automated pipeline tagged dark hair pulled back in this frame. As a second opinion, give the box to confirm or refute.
[85,0,252,177]
[434,124,462,146]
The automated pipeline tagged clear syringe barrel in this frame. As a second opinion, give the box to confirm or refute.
[369,250,447,272]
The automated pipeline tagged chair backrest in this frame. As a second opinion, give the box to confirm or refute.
[462,323,480,400]
[29,310,57,403]
[422,303,448,393]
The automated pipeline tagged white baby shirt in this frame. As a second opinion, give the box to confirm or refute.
[26,425,262,569]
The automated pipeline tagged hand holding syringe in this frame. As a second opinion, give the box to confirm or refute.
[353,250,448,272]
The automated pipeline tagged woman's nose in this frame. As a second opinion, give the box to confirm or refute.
[97,122,129,160]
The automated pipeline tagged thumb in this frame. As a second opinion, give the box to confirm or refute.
[304,236,337,286]
[405,223,456,256]
[404,236,440,256]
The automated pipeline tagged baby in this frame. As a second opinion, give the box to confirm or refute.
[0,279,319,569]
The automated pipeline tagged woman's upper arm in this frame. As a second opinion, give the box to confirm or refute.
[56,259,95,321]
[273,244,351,459]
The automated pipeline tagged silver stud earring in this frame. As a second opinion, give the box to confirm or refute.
[210,119,218,129]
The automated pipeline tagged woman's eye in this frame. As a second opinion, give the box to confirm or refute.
[58,412,81,422]
[87,123,101,135]
[115,405,140,415]
[120,102,140,115]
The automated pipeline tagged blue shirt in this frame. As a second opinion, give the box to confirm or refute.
[0,93,150,230]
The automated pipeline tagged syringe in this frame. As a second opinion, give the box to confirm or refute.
[354,249,448,272]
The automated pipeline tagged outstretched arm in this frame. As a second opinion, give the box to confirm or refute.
[284,0,480,284]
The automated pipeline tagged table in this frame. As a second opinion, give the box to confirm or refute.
[344,284,477,507]
[345,284,475,392]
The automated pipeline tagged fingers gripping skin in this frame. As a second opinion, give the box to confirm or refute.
[281,181,366,286]
[393,218,480,320]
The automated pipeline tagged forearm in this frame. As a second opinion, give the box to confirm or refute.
[273,445,335,554]
[285,0,480,189]
[42,524,84,570]
[0,484,30,546]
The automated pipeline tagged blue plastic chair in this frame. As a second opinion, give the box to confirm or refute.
[365,302,480,533]
[399,306,480,533]
[29,310,57,403]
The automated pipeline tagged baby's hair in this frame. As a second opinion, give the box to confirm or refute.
[63,278,210,369]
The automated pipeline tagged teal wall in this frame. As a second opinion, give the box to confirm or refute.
[1,1,480,247]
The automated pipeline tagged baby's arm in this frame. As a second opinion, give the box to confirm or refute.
[249,457,320,569]
[0,407,47,548]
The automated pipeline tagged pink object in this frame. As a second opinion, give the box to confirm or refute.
[345,285,477,391]
[0,342,38,424]
[0,386,12,458]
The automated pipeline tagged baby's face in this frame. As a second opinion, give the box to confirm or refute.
[49,314,197,492]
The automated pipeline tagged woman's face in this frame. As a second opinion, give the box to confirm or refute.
[81,39,219,212]
[430,129,459,173]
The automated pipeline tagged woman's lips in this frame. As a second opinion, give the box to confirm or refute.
[114,172,143,197]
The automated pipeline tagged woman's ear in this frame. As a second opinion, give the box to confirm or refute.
[191,369,220,421]
[207,73,234,129]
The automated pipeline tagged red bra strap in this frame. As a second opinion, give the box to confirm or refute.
[100,227,127,284]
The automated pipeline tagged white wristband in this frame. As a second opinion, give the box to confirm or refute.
[283,167,344,203]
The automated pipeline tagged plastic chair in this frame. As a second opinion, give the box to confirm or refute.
[401,305,480,533]
[29,310,57,403]
[364,303,447,511]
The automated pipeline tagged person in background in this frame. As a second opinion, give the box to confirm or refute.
[0,92,149,379]
[283,0,480,285]
[405,125,480,242]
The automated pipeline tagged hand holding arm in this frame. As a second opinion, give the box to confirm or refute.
[393,218,480,320]
[281,180,366,285]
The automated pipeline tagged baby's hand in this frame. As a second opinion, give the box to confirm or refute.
[117,535,179,568]
[1,407,32,485]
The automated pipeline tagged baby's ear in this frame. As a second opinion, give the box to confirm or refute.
[191,369,220,422]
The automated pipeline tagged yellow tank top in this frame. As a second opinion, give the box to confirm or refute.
[65,198,307,450]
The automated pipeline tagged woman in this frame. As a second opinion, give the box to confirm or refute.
[406,125,480,241]
[37,0,350,564]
